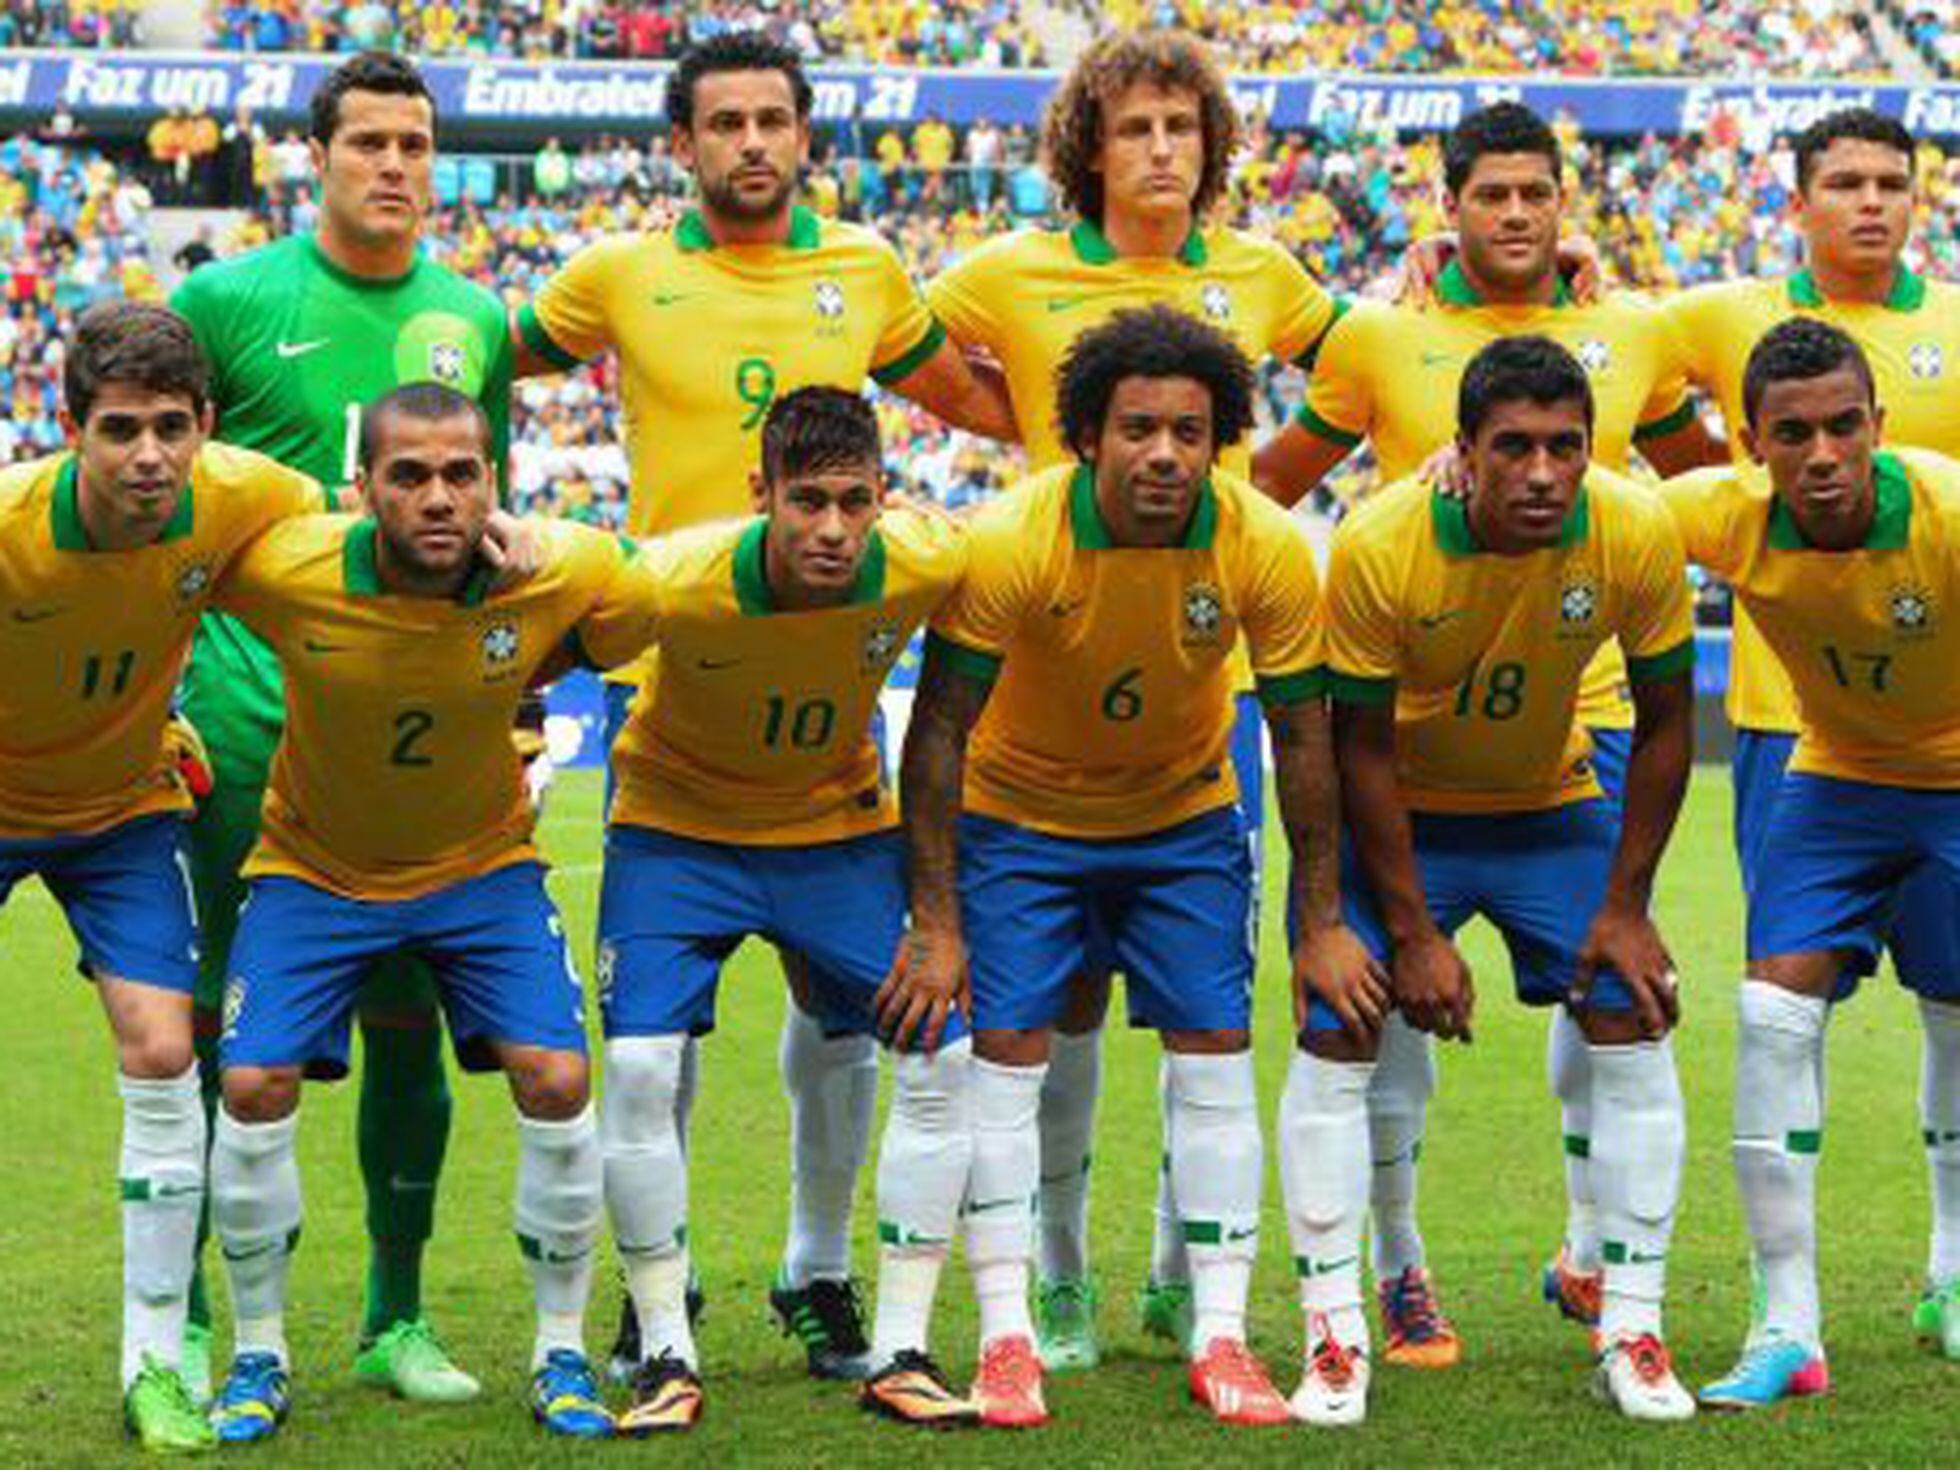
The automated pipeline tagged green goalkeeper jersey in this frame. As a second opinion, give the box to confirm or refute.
[172,234,513,783]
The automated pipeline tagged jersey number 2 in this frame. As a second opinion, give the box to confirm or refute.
[391,709,436,766]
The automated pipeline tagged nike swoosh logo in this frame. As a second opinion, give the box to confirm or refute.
[1298,1254,1358,1277]
[965,1196,1024,1215]
[695,656,741,670]
[1420,351,1456,367]
[276,339,330,358]
[1046,296,1088,313]
[1416,610,1465,629]
[650,291,689,306]
[10,606,63,623]
[388,1175,436,1193]
[1048,598,1087,618]
[304,637,349,654]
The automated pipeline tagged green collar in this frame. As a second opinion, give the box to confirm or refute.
[1068,218,1208,268]
[1767,449,1913,550]
[1068,463,1217,550]
[731,517,887,614]
[51,455,194,551]
[304,233,418,290]
[1431,482,1590,557]
[1786,264,1926,313]
[675,205,822,253]
[1436,258,1573,309]
[341,517,493,605]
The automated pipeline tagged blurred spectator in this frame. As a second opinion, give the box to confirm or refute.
[534,137,572,199]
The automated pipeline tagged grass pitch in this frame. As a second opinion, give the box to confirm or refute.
[0,768,1949,1466]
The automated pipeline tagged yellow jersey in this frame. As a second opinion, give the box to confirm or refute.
[1664,267,1960,732]
[609,509,966,846]
[1661,448,1960,789]
[926,219,1338,480]
[519,207,943,539]
[1325,467,1695,814]
[929,464,1323,839]
[1301,261,1695,732]
[216,516,659,899]
[0,445,320,840]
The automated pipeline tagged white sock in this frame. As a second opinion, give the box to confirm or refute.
[118,1065,206,1387]
[967,1057,1043,1349]
[1280,1050,1374,1350]
[211,1106,301,1367]
[1590,1039,1684,1341]
[1547,1007,1599,1271]
[1367,1013,1433,1281]
[517,1103,603,1369]
[1148,1057,1187,1286]
[1036,1027,1101,1284]
[779,1006,877,1288]
[675,1033,699,1160]
[1732,979,1828,1350]
[872,1038,972,1364]
[601,1035,694,1366]
[1167,1051,1263,1350]
[1921,999,1960,1285]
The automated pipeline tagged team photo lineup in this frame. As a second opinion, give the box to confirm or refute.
[12,6,1960,1458]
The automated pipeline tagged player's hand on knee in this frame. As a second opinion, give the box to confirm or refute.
[1391,929,1475,1043]
[480,510,544,589]
[1294,922,1390,1044]
[875,926,966,1054]
[1574,902,1677,1039]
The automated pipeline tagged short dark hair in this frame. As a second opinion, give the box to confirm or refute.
[310,51,436,147]
[1792,106,1914,193]
[359,381,490,470]
[669,32,812,134]
[65,301,208,423]
[1056,304,1256,459]
[1741,317,1876,429]
[760,386,882,484]
[1457,335,1594,441]
[1443,101,1562,196]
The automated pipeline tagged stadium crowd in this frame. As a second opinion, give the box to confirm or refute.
[0,0,1870,76]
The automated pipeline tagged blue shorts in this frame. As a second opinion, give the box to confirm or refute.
[963,807,1254,1034]
[1094,692,1264,1004]
[220,862,588,1078]
[1302,799,1636,1032]
[1587,726,1633,809]
[1747,773,1960,1000]
[1734,731,1960,995]
[596,824,953,1046]
[0,813,199,992]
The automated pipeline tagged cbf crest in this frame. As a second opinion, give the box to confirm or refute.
[1558,576,1599,636]
[1200,283,1232,322]
[1891,582,1935,637]
[860,616,903,675]
[814,278,847,336]
[1182,582,1225,646]
[1575,339,1611,374]
[173,558,214,611]
[480,617,521,676]
[429,339,467,387]
[1911,341,1945,381]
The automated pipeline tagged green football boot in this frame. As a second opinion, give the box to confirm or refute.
[1035,1276,1101,1371]
[124,1359,217,1455]
[353,1319,481,1403]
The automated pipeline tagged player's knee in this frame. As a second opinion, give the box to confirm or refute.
[975,1027,1050,1066]
[1576,1008,1658,1045]
[600,1033,686,1143]
[118,1029,196,1081]
[222,1067,300,1123]
[1162,1027,1251,1056]
[1305,1028,1379,1064]
[1750,951,1840,998]
[509,1049,590,1120]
